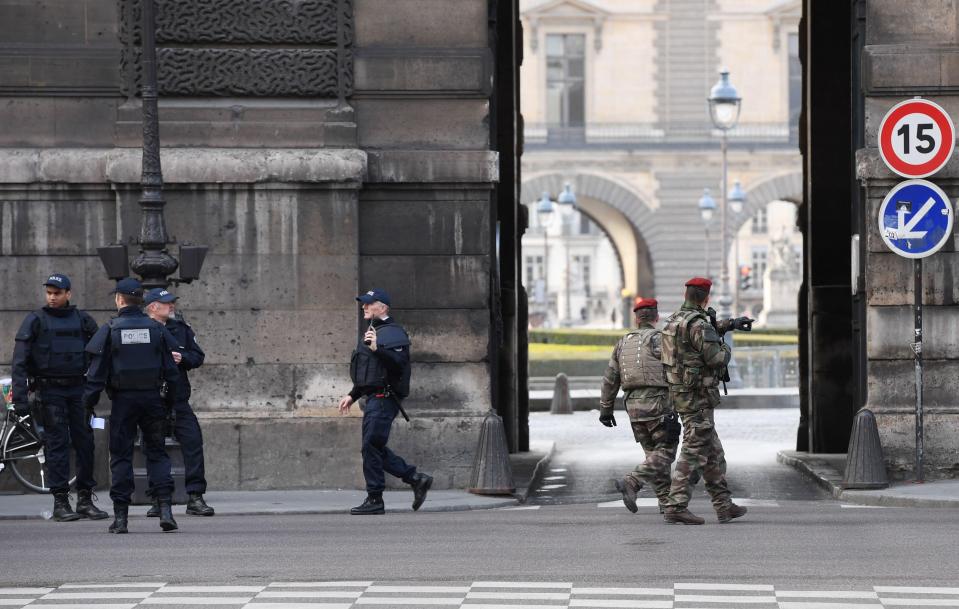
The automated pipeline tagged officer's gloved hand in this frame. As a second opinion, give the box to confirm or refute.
[599,406,617,427]
[732,317,755,332]
[13,402,30,417]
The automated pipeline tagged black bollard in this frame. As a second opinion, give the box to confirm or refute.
[841,408,889,490]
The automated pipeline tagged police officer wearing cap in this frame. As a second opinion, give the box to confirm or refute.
[10,274,108,521]
[143,288,214,517]
[599,297,681,515]
[82,278,181,533]
[337,288,433,515]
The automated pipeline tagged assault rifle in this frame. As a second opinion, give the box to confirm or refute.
[706,307,755,395]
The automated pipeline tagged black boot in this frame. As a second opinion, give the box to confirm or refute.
[157,498,178,532]
[350,494,385,515]
[52,492,81,522]
[108,504,129,534]
[146,498,160,518]
[185,492,215,516]
[75,490,109,520]
[410,473,433,511]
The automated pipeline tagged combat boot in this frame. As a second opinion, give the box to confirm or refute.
[146,498,160,518]
[717,503,747,524]
[108,504,129,534]
[157,498,178,532]
[185,493,215,516]
[663,508,705,525]
[51,492,81,522]
[410,473,433,511]
[75,489,109,520]
[351,494,385,515]
[615,476,640,514]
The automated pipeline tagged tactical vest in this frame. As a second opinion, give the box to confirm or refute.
[618,328,666,390]
[661,308,719,389]
[108,317,164,391]
[31,309,86,377]
[349,322,411,399]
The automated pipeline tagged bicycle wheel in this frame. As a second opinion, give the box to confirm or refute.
[2,415,75,493]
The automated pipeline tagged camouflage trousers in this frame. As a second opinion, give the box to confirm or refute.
[626,415,680,507]
[665,407,733,512]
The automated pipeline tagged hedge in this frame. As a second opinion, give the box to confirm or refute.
[530,328,797,347]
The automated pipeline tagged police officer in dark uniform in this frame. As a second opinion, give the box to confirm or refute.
[143,288,214,517]
[338,288,432,515]
[82,278,181,533]
[10,274,108,521]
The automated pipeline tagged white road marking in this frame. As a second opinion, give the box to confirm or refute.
[497,505,542,511]
[875,587,959,594]
[673,594,777,603]
[354,599,461,605]
[0,592,52,596]
[364,586,468,594]
[28,605,137,609]
[265,584,371,588]
[0,600,34,606]
[41,594,153,600]
[779,603,883,609]
[58,586,164,590]
[543,476,566,481]
[142,598,253,605]
[255,592,363,599]
[568,600,672,609]
[466,591,569,600]
[733,498,780,507]
[597,499,659,508]
[473,582,573,589]
[880,599,959,607]
[159,588,264,594]
[573,588,673,596]
[675,584,775,591]
[243,604,352,609]
[839,504,887,509]
[776,591,879,598]
[539,484,567,490]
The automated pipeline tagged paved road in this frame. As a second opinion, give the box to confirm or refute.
[2,408,958,596]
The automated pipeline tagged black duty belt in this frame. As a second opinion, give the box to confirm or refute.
[36,377,85,387]
[367,389,410,422]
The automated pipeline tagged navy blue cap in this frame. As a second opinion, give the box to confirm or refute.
[144,288,178,305]
[111,277,143,296]
[356,288,391,306]
[43,274,71,290]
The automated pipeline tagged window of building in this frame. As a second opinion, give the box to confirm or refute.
[525,255,545,283]
[545,34,585,129]
[752,208,769,234]
[572,254,592,297]
[788,33,801,142]
[751,248,768,290]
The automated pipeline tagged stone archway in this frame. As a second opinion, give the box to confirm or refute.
[730,171,803,237]
[522,172,657,298]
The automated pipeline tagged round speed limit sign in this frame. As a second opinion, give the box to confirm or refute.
[878,98,956,178]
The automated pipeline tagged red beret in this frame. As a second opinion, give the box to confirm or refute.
[632,297,658,311]
[685,277,713,291]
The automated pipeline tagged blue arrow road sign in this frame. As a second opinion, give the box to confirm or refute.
[878,179,955,259]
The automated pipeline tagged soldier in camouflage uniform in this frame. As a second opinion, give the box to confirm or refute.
[660,277,747,525]
[599,297,681,514]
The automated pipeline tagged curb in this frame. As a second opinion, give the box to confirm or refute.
[777,450,959,508]
[515,441,556,504]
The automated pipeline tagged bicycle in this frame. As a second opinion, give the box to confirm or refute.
[1,404,75,493]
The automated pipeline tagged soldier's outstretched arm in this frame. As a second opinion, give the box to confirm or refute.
[694,321,731,369]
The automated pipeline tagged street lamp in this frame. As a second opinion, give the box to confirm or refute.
[698,188,716,278]
[729,180,747,314]
[97,0,207,289]
[556,184,577,323]
[536,192,555,324]
[707,68,741,320]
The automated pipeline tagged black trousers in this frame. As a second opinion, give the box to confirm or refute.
[361,396,416,494]
[39,385,97,494]
[109,391,173,505]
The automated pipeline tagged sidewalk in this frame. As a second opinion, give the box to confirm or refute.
[0,442,554,520]
[778,450,959,508]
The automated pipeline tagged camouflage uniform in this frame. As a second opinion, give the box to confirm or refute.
[661,302,734,514]
[600,322,680,508]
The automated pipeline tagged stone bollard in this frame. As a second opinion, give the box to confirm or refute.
[841,408,889,489]
[468,410,515,495]
[550,372,572,415]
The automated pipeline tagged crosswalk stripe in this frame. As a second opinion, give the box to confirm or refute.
[876,587,959,594]
[879,599,959,606]
[839,504,887,509]
[364,586,468,594]
[473,583,573,589]
[159,589,264,594]
[675,584,775,592]
[673,594,778,603]
[0,592,53,596]
[58,587,164,590]
[0,600,34,606]
[572,589,673,596]
[265,585,370,589]
[461,605,565,609]
[354,599,462,605]
[568,600,672,608]
[598,499,660,509]
[497,506,542,511]
[254,593,363,599]
[141,599,253,605]
[28,605,137,609]
[42,594,153,600]
[776,591,879,599]
[243,604,352,609]
[466,592,569,600]
[779,601,883,609]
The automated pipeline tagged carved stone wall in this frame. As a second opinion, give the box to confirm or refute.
[119,0,353,98]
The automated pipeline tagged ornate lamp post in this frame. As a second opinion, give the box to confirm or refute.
[97,0,207,288]
[707,68,742,320]
[698,188,716,278]
[556,184,577,323]
[729,180,747,314]
[536,192,555,325]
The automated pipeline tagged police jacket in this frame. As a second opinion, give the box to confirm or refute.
[348,317,411,401]
[82,306,180,409]
[165,315,205,402]
[11,305,98,400]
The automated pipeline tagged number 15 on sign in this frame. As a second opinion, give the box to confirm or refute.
[879,98,956,179]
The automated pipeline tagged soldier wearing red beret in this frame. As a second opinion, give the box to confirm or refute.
[659,277,747,525]
[599,297,681,515]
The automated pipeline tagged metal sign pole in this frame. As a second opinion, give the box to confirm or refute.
[914,257,924,482]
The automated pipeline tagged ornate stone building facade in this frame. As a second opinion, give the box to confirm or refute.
[0,0,525,489]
